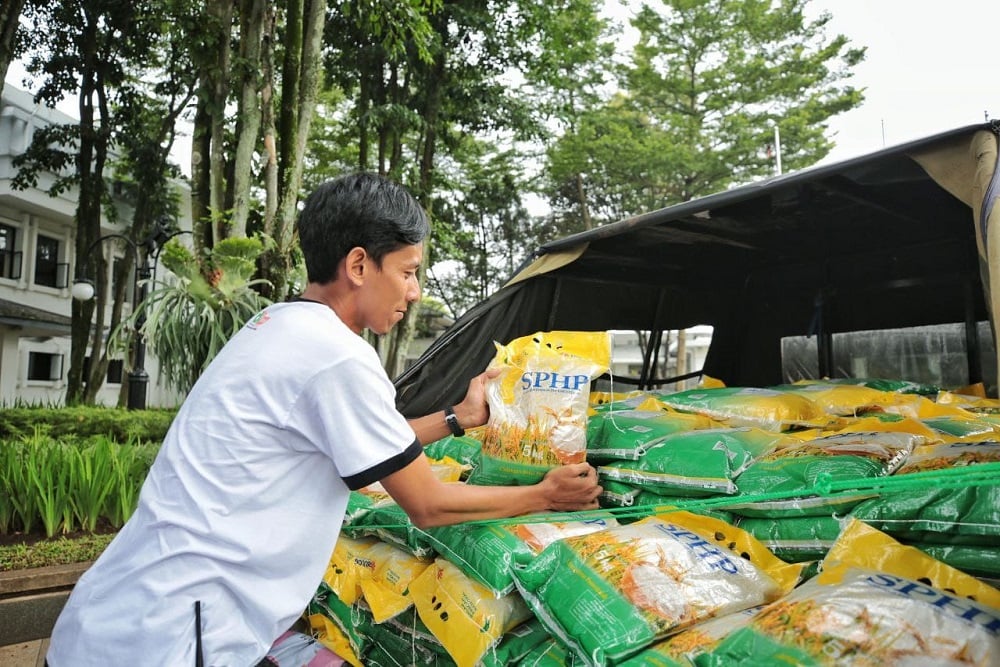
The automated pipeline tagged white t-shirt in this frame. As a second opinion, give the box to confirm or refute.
[47,301,420,667]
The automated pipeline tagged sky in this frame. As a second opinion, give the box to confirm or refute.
[600,0,1000,166]
[6,1,1000,173]
[794,0,999,164]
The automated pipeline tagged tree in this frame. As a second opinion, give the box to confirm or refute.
[12,0,192,406]
[426,140,533,318]
[546,0,865,230]
[0,0,28,100]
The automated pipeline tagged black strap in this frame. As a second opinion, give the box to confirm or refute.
[195,600,204,667]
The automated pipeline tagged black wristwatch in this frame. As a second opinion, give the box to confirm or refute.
[444,406,465,437]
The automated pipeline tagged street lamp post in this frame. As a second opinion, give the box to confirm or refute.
[72,224,173,409]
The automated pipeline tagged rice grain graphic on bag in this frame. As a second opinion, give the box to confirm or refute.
[512,510,803,666]
[471,331,611,486]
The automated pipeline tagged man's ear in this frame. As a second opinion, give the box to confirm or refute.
[344,247,368,285]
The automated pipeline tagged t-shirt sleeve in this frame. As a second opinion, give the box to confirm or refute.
[293,351,419,485]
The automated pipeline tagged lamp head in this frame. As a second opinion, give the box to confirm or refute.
[71,279,96,301]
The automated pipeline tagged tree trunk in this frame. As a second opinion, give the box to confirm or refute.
[229,0,267,239]
[0,0,26,100]
[266,0,324,301]
[575,172,592,230]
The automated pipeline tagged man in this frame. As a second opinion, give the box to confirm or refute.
[47,173,601,666]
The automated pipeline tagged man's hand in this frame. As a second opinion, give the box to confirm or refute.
[452,367,502,430]
[538,462,602,511]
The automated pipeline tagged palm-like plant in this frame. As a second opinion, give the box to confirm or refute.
[114,236,272,394]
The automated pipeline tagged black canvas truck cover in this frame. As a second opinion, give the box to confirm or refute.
[395,122,1000,418]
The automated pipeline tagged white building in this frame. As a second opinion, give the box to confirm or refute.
[0,84,188,408]
[606,327,714,391]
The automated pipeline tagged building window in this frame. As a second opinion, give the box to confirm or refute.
[0,223,21,280]
[27,351,63,382]
[34,234,69,288]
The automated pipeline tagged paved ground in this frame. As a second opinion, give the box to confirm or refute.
[0,638,48,666]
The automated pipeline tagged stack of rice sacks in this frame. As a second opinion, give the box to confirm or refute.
[304,332,1000,666]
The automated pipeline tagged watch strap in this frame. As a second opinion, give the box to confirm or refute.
[444,405,465,437]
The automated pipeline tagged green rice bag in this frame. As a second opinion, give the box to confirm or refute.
[364,616,448,666]
[736,515,847,563]
[307,582,373,662]
[796,377,941,395]
[615,605,763,667]
[586,407,717,463]
[920,415,1000,437]
[650,386,832,431]
[512,511,803,666]
[849,441,1000,545]
[599,479,644,508]
[423,512,619,596]
[915,543,1000,579]
[424,434,483,473]
[349,500,437,560]
[515,638,579,666]
[728,430,921,518]
[480,617,553,667]
[597,427,790,498]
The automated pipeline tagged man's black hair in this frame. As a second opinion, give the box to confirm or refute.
[296,172,430,284]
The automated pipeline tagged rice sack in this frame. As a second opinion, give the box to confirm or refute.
[701,519,1000,666]
[651,386,833,432]
[586,404,718,463]
[357,539,432,623]
[728,430,922,518]
[307,582,374,667]
[364,607,451,665]
[410,557,534,667]
[471,331,611,486]
[512,510,803,666]
[615,605,764,667]
[322,535,379,605]
[736,514,848,563]
[423,512,618,596]
[516,638,581,666]
[596,427,792,498]
[849,440,1000,545]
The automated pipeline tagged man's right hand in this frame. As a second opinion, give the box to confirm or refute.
[539,463,602,511]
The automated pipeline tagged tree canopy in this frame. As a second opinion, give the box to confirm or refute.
[2,0,865,401]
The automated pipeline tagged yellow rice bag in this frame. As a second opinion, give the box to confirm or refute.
[357,539,432,623]
[322,535,378,605]
[307,614,363,667]
[409,557,533,667]
[474,331,611,485]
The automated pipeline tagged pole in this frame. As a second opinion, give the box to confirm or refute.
[773,124,782,176]
[126,253,151,410]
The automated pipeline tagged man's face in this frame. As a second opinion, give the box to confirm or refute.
[359,242,423,335]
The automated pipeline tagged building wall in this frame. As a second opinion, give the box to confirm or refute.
[0,84,189,408]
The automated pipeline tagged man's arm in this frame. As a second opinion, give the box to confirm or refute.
[407,369,495,445]
[380,453,602,528]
